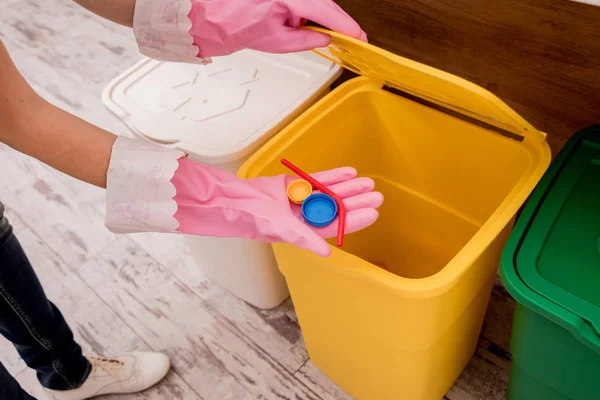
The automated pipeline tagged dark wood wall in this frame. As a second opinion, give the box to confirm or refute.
[332,0,600,154]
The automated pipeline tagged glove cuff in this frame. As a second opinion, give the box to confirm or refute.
[133,0,212,65]
[105,136,186,234]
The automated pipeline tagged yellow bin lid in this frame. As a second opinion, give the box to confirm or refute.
[309,28,546,142]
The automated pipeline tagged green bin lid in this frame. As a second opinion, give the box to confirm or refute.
[501,125,600,351]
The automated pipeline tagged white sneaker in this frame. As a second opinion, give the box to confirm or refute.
[44,352,170,400]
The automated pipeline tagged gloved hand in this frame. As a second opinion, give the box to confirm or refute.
[133,0,366,64]
[106,137,383,257]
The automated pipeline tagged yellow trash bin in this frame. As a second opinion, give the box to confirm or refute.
[239,30,551,400]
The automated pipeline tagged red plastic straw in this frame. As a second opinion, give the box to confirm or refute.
[281,159,346,247]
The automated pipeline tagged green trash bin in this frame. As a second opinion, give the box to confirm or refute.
[500,125,600,400]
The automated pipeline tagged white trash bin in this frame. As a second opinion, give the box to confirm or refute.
[102,50,342,308]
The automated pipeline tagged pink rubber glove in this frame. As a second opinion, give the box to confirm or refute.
[106,137,383,257]
[173,159,382,256]
[186,0,367,57]
[133,0,366,64]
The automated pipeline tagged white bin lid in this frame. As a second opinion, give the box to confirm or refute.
[102,50,342,164]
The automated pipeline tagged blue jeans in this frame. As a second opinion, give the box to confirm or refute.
[0,203,91,399]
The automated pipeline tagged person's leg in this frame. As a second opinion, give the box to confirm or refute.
[0,361,37,400]
[0,201,170,400]
[0,202,91,390]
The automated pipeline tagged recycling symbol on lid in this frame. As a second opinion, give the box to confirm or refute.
[157,64,259,122]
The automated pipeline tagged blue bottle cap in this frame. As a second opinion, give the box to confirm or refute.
[301,193,338,228]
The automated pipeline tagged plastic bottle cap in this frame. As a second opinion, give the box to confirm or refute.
[301,194,338,227]
[287,179,313,204]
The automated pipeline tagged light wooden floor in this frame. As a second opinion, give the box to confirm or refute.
[0,1,515,398]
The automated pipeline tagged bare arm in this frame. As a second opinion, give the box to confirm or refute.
[73,0,136,27]
[0,41,116,188]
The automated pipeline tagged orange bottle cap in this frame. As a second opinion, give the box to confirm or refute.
[287,179,313,204]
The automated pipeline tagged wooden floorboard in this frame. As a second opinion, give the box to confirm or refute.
[129,232,309,373]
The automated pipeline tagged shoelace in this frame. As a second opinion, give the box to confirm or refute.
[89,356,125,379]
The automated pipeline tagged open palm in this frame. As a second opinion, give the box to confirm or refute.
[244,167,384,256]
